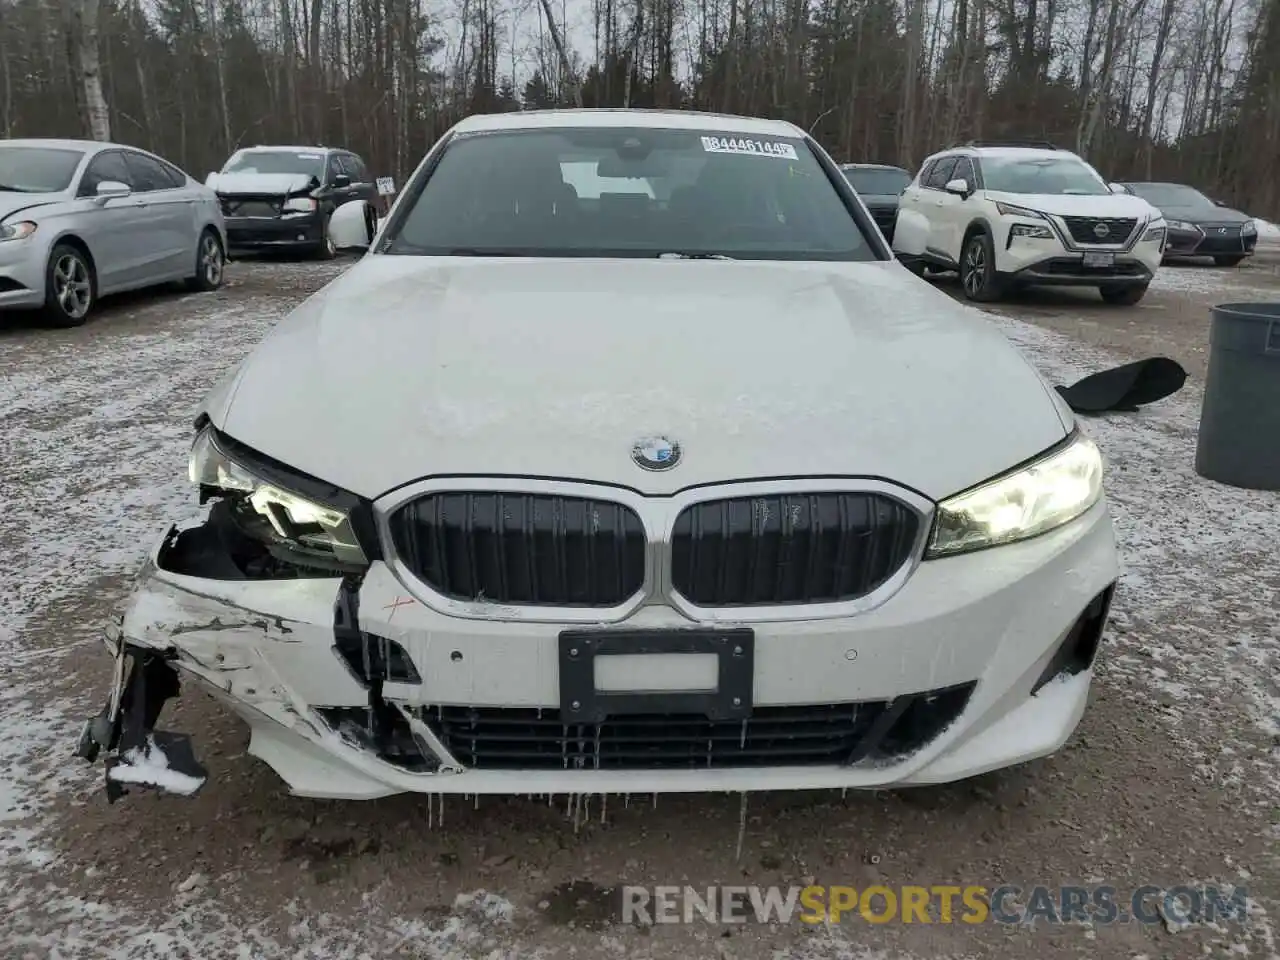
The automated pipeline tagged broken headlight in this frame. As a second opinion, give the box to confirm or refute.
[926,432,1104,558]
[189,427,368,571]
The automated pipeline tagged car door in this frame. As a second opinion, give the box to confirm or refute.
[73,149,151,294]
[323,153,359,212]
[122,150,193,280]
[936,156,977,258]
[919,156,960,261]
[345,154,378,204]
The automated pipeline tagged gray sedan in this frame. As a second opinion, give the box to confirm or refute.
[0,139,227,327]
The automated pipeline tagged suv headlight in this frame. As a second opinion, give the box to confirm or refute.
[1242,220,1257,235]
[926,433,1104,558]
[283,197,318,213]
[995,201,1045,219]
[1142,225,1166,243]
[189,427,368,570]
[1165,219,1197,232]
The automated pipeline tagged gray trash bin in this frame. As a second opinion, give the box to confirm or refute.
[1195,302,1280,490]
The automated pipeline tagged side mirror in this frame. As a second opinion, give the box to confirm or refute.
[95,180,131,201]
[892,211,929,257]
[331,174,352,189]
[1108,183,1127,194]
[944,178,970,197]
[328,199,374,251]
[1213,198,1228,207]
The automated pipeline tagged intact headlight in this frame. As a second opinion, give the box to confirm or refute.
[926,433,1104,558]
[1165,219,1197,232]
[0,221,37,242]
[189,427,368,569]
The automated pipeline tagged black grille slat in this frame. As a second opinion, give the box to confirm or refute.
[422,683,975,770]
[671,493,919,607]
[390,492,645,606]
[1060,216,1138,245]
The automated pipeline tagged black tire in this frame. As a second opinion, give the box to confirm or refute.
[959,230,1005,302]
[1100,283,1149,305]
[185,229,225,292]
[1214,254,1246,267]
[43,243,96,328]
[314,216,337,260]
[900,257,927,277]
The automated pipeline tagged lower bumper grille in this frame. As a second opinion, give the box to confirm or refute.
[1060,216,1138,245]
[388,492,647,606]
[420,682,976,770]
[670,492,920,607]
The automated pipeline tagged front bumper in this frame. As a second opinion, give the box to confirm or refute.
[0,237,48,310]
[996,218,1163,287]
[79,495,1121,801]
[224,213,325,253]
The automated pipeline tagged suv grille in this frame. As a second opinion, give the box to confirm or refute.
[420,682,975,770]
[670,493,920,607]
[1060,216,1138,245]
[388,492,646,606]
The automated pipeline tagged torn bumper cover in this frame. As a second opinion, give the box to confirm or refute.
[77,489,1120,801]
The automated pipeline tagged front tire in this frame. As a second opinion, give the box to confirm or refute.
[314,216,337,260]
[960,231,1004,302]
[43,244,95,328]
[1100,283,1149,305]
[1214,254,1246,267]
[186,229,225,292]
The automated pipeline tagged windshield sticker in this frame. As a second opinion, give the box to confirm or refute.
[701,136,799,160]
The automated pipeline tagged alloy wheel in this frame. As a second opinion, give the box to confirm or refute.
[202,235,223,287]
[54,254,92,320]
[963,241,986,297]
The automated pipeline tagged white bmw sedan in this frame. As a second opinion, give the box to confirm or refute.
[0,139,226,326]
[78,110,1119,802]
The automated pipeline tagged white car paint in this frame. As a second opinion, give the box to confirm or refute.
[204,172,315,195]
[893,145,1165,304]
[90,110,1120,801]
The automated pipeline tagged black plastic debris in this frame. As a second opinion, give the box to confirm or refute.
[1195,302,1280,490]
[1055,356,1187,414]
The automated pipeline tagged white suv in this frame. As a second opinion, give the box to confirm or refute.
[892,141,1165,305]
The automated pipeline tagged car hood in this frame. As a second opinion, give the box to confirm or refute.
[0,191,68,222]
[207,257,1070,501]
[207,172,314,196]
[986,192,1156,220]
[1153,203,1250,224]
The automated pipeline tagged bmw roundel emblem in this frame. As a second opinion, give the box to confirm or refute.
[632,435,681,471]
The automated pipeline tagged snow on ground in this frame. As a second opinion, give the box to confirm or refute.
[1254,219,1280,240]
[1149,265,1278,299]
[0,261,1277,957]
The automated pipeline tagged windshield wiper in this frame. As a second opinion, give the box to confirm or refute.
[0,183,37,193]
[446,247,532,257]
[656,252,737,260]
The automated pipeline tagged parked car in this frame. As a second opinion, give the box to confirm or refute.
[839,163,911,242]
[206,145,379,260]
[78,109,1118,804]
[894,140,1165,305]
[1117,182,1257,266]
[0,138,225,327]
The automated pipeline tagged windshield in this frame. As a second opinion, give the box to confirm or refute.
[1126,183,1212,209]
[981,156,1110,196]
[0,146,85,193]
[842,167,910,196]
[386,127,873,260]
[222,150,324,179]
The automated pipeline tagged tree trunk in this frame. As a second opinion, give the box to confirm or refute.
[70,0,110,140]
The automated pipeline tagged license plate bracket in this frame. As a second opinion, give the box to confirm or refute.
[558,628,754,724]
[1082,251,1115,268]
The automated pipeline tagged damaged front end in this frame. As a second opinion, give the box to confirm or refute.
[76,421,443,802]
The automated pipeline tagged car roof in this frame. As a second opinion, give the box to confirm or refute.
[452,108,806,139]
[239,145,338,154]
[1,138,117,153]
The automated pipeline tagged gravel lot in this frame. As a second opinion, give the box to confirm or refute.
[2,251,1278,959]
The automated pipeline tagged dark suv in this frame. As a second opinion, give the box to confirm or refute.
[207,145,379,259]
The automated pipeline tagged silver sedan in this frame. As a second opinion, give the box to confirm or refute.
[0,139,227,327]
